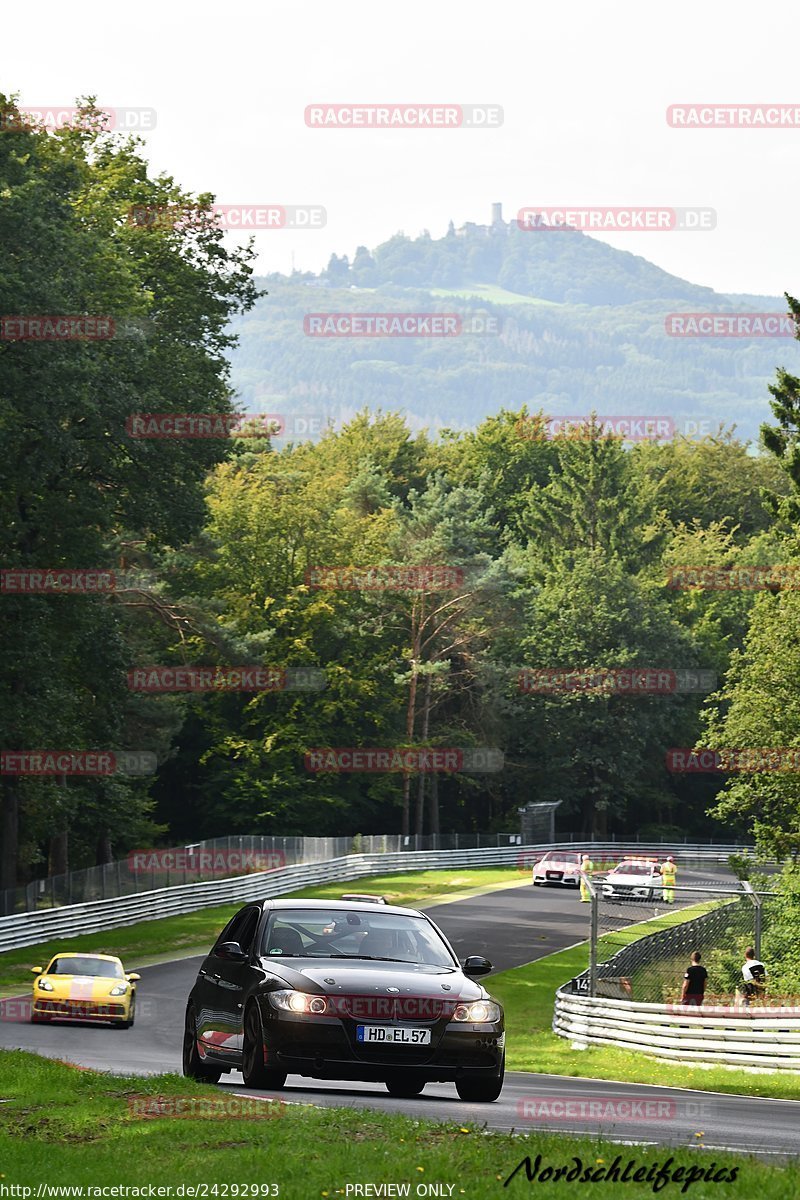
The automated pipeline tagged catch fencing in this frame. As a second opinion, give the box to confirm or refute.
[554,869,792,1070]
[0,842,752,953]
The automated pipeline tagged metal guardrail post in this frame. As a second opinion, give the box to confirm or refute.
[742,881,762,959]
[586,873,599,998]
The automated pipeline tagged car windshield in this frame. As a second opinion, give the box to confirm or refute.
[47,956,124,978]
[615,863,653,876]
[261,909,456,969]
[542,853,581,864]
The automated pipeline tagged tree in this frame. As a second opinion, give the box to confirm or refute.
[0,97,258,885]
[521,418,666,569]
[513,550,702,836]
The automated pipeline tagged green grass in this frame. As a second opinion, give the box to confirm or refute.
[428,282,562,306]
[493,902,800,1100]
[0,867,525,995]
[0,1050,794,1196]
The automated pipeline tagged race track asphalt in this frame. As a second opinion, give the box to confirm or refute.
[4,866,796,1157]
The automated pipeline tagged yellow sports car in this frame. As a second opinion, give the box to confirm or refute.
[30,952,140,1028]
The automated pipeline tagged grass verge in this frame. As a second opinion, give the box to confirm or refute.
[0,1049,794,1197]
[0,867,524,995]
[493,903,800,1101]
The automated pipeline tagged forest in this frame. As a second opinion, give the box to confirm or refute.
[4,99,800,890]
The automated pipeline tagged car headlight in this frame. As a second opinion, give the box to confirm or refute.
[268,989,327,1015]
[109,983,129,996]
[36,978,54,992]
[451,1000,501,1023]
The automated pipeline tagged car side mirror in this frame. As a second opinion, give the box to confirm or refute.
[464,955,493,977]
[217,941,248,962]
[127,973,141,982]
[30,967,42,975]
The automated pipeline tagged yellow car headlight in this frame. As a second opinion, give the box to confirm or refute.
[36,979,54,992]
[109,984,129,997]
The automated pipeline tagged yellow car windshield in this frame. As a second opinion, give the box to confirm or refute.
[47,957,124,978]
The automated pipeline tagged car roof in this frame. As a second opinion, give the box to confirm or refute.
[260,898,424,917]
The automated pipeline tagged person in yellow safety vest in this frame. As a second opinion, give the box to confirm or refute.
[579,853,593,902]
[661,855,677,903]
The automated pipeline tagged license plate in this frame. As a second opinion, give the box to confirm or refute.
[547,871,562,879]
[356,1025,431,1045]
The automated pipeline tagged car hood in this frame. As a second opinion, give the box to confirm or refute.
[257,957,486,1002]
[537,860,580,870]
[606,872,657,883]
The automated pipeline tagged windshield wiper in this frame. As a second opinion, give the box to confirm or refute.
[323,954,417,963]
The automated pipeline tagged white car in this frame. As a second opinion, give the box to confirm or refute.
[602,859,662,901]
[531,851,583,888]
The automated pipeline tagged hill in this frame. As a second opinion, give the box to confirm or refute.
[228,211,793,441]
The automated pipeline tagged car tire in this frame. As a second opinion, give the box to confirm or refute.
[455,1055,505,1103]
[117,997,136,1029]
[182,1003,222,1083]
[385,1077,426,1097]
[242,1001,287,1091]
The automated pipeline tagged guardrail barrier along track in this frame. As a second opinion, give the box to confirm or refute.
[0,842,753,952]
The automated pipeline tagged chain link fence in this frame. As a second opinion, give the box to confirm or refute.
[574,859,778,1005]
[0,831,529,916]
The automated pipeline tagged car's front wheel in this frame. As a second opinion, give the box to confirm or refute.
[455,1055,504,1102]
[242,1002,287,1090]
[182,1003,222,1083]
[385,1077,426,1097]
[116,996,136,1029]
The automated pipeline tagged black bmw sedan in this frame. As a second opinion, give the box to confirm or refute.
[183,898,505,1101]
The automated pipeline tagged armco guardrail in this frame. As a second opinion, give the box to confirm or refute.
[0,842,751,953]
[2,831,753,916]
[553,988,800,1071]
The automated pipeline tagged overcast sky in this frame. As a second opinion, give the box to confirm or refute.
[5,1,799,297]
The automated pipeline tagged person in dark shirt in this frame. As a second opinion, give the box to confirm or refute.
[681,950,708,1006]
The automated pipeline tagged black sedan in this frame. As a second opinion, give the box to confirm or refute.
[183,899,505,1102]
